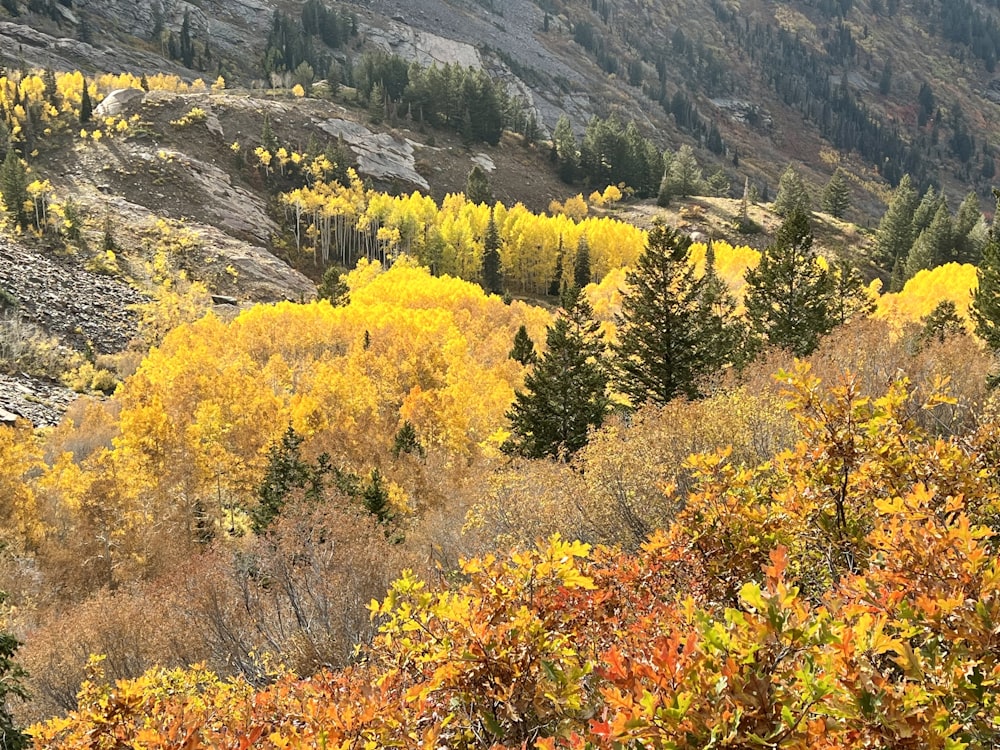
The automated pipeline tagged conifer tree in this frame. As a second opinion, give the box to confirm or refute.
[573,233,591,288]
[391,421,424,458]
[180,11,195,68]
[509,324,537,365]
[707,169,730,197]
[972,191,1000,355]
[821,168,851,218]
[363,468,392,523]
[0,150,28,230]
[465,164,493,205]
[552,116,578,183]
[0,609,27,750]
[873,173,917,267]
[773,165,810,217]
[910,187,940,238]
[79,80,93,124]
[744,208,834,357]
[251,425,330,533]
[667,144,702,198]
[829,259,875,326]
[504,296,609,459]
[919,300,965,346]
[481,210,503,295]
[613,223,741,405]
[548,236,564,296]
[954,191,983,264]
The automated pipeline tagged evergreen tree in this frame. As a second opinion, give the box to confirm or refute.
[904,202,954,281]
[180,10,195,68]
[744,208,834,357]
[773,164,810,217]
[261,111,278,152]
[481,210,503,295]
[251,425,330,533]
[0,150,28,230]
[573,233,591,288]
[954,191,983,264]
[613,223,742,405]
[829,259,875,326]
[911,187,941,237]
[504,297,609,459]
[667,144,702,198]
[919,300,965,346]
[972,191,1000,355]
[552,115,578,183]
[656,149,675,207]
[391,421,424,458]
[465,164,493,205]
[707,168,730,197]
[363,468,392,523]
[548,236,564,296]
[79,80,93,124]
[0,609,27,750]
[509,324,537,365]
[873,174,918,267]
[821,168,851,218]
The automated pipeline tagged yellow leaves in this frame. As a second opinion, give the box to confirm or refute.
[875,262,978,334]
[291,83,306,97]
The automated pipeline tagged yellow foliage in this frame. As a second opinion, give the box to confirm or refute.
[875,262,978,333]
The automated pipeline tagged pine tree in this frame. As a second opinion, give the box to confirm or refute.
[972,191,1000,355]
[707,168,730,197]
[873,174,917,268]
[613,223,742,405]
[481,210,503,295]
[744,208,834,357]
[465,164,493,205]
[79,80,93,124]
[821,168,851,218]
[504,297,609,459]
[667,144,702,198]
[573,233,591,288]
[180,11,195,68]
[251,425,330,533]
[919,300,965,347]
[0,608,27,750]
[773,164,810,217]
[391,421,424,458]
[363,468,392,523]
[0,150,28,230]
[911,187,941,237]
[954,191,982,264]
[829,259,875,326]
[552,115,578,183]
[509,324,537,365]
[548,236,564,296]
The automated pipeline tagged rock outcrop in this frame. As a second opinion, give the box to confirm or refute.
[317,118,430,190]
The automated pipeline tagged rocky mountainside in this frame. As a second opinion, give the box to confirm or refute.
[2,0,999,422]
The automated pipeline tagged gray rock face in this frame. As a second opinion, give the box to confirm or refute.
[362,21,482,69]
[0,373,78,428]
[317,118,430,190]
[0,237,145,355]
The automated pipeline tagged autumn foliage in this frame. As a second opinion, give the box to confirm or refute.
[28,359,1000,749]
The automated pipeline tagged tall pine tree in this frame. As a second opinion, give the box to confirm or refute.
[873,173,917,268]
[0,150,28,230]
[972,190,1000,356]
[504,296,609,459]
[773,165,810,217]
[613,223,743,405]
[744,208,834,357]
[481,210,503,295]
[821,168,851,218]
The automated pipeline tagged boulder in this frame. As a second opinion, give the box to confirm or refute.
[94,87,146,118]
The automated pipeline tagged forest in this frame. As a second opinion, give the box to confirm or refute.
[1,57,1000,749]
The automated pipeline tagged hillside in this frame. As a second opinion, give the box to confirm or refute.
[5,0,1000,217]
